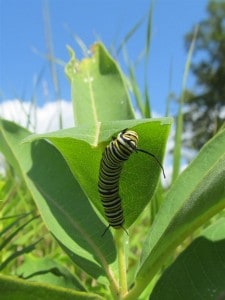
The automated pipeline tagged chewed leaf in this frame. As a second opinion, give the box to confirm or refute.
[65,43,135,126]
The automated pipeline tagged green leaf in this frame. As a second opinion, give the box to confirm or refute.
[202,217,225,241]
[125,128,225,300]
[150,219,225,299]
[0,274,103,300]
[0,120,25,179]
[150,237,225,300]
[127,63,145,117]
[16,256,86,291]
[24,118,172,229]
[65,43,135,126]
[0,119,116,279]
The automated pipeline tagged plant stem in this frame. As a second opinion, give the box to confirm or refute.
[114,229,128,297]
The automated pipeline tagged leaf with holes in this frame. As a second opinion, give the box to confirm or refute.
[65,43,135,126]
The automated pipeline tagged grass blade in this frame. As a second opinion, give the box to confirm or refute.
[143,1,154,118]
[0,239,42,271]
[116,16,145,56]
[172,26,198,182]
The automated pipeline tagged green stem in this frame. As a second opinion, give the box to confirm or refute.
[114,229,128,298]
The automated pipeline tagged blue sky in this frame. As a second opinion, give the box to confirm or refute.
[0,0,208,115]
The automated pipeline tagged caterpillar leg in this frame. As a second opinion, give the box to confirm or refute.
[101,225,129,237]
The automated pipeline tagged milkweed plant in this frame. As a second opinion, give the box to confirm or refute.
[1,42,225,300]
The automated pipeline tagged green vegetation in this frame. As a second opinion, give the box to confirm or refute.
[183,1,225,150]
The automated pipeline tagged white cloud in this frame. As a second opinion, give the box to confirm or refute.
[0,99,74,133]
[0,99,74,175]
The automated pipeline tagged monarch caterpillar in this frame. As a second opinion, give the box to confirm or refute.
[98,128,165,236]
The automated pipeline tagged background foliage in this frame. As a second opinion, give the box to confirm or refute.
[183,1,225,150]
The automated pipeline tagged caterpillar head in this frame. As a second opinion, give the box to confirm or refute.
[119,129,139,151]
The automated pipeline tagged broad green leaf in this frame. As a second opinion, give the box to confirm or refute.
[0,274,103,300]
[0,119,116,279]
[150,219,225,299]
[150,237,225,300]
[124,128,225,300]
[24,118,172,229]
[65,43,134,126]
